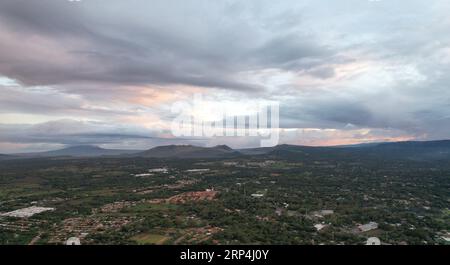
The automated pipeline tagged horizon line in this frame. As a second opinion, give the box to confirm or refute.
[3,139,450,155]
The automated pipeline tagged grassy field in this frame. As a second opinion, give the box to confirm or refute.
[131,233,169,245]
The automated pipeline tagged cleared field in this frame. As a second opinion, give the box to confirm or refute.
[131,233,169,245]
[127,203,179,212]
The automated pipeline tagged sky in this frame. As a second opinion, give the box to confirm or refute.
[1,0,450,153]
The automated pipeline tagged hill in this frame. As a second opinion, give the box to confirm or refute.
[19,145,141,158]
[240,140,450,161]
[0,154,13,160]
[136,145,239,158]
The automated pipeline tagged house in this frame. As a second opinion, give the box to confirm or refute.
[275,208,283,216]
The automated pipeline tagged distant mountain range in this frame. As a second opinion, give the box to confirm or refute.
[245,140,450,161]
[235,140,450,161]
[0,154,13,160]
[1,140,450,161]
[2,144,240,159]
[14,145,140,158]
[375,140,450,149]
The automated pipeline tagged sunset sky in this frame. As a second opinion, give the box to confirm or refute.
[1,0,450,153]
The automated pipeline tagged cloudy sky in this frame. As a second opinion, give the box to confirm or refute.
[1,0,450,153]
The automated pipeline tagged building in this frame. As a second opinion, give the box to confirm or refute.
[275,208,283,216]
[319,210,334,216]
[134,173,153,177]
[223,162,238,166]
[312,209,334,218]
[148,168,168,173]
[358,222,379,232]
[440,232,450,242]
[66,237,81,245]
[0,206,55,218]
[366,237,381,245]
[314,224,327,231]
[186,169,210,173]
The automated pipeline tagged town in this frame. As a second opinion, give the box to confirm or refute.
[0,145,449,245]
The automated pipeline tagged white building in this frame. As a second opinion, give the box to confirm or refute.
[66,237,81,245]
[148,168,168,173]
[314,224,327,231]
[358,222,379,232]
[134,173,154,177]
[366,237,381,245]
[0,206,55,218]
[186,169,210,173]
[441,232,450,242]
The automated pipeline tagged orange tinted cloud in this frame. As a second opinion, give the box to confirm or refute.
[125,85,205,107]
[280,128,415,147]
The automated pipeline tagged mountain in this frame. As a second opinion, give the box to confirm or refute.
[240,140,450,161]
[136,144,239,158]
[332,142,384,148]
[19,145,141,158]
[364,140,450,160]
[238,146,275,155]
[240,144,319,156]
[375,140,450,149]
[0,154,13,160]
[3,140,450,161]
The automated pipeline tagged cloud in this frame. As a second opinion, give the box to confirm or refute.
[0,119,206,152]
[0,119,150,144]
[0,0,334,92]
[1,0,450,151]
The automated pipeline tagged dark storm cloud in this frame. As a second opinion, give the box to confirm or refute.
[280,98,373,130]
[0,119,209,152]
[0,119,160,145]
[0,0,88,36]
[249,33,332,67]
[0,0,331,91]
[0,85,132,117]
[278,86,437,134]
